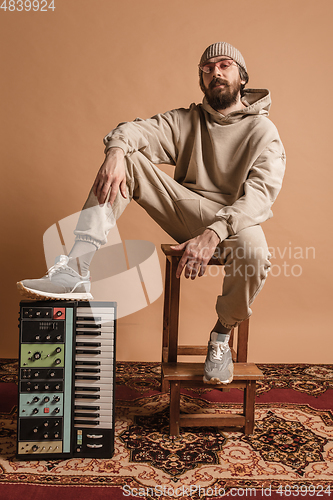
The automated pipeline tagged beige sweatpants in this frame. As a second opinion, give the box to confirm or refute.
[75,152,271,329]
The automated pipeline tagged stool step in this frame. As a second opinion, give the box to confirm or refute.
[163,345,208,357]
[162,346,237,362]
[179,413,246,428]
[162,362,263,382]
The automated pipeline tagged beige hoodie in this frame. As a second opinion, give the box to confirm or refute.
[103,89,286,241]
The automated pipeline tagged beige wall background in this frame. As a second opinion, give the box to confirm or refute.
[1,0,332,363]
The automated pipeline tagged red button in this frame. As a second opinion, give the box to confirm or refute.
[53,308,65,319]
[44,408,50,413]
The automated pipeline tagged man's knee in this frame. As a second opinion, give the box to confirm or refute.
[221,226,271,281]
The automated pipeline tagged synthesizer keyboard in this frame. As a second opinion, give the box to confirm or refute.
[17,300,116,460]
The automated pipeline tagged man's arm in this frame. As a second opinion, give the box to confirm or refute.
[172,140,286,280]
[103,110,180,164]
[207,141,286,240]
[93,109,181,205]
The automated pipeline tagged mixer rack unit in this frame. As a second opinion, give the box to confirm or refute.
[17,300,116,460]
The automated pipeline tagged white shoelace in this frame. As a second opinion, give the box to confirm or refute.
[210,341,228,361]
[46,255,70,277]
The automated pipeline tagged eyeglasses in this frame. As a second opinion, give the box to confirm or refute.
[199,58,236,74]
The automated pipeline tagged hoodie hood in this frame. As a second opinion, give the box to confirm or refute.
[202,88,271,123]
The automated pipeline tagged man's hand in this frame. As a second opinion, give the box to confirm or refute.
[171,229,220,279]
[92,147,127,205]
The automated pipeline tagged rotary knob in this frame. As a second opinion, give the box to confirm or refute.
[33,352,41,360]
[54,358,61,365]
[55,347,61,353]
[32,445,39,452]
[53,396,60,403]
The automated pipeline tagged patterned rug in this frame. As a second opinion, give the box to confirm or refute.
[1,359,333,499]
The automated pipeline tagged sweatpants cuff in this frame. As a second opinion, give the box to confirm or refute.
[75,235,101,250]
[218,315,251,331]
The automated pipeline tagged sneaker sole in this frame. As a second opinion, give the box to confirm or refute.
[203,375,233,385]
[17,282,93,301]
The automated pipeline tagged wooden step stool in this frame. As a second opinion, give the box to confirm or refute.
[161,244,264,436]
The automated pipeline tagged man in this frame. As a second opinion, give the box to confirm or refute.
[17,42,286,385]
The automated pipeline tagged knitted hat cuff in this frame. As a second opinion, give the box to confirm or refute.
[199,42,247,73]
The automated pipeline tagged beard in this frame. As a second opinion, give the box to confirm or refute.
[204,77,242,111]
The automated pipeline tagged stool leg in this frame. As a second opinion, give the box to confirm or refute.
[237,319,249,362]
[244,380,256,435]
[168,257,181,363]
[161,258,171,393]
[162,257,171,362]
[169,381,180,437]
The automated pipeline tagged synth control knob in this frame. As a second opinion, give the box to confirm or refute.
[33,352,41,360]
[54,420,59,426]
[34,371,40,378]
[44,384,50,390]
[54,407,60,414]
[54,432,60,439]
[56,335,62,340]
[56,311,62,317]
[34,384,39,390]
[43,396,50,403]
[33,427,38,433]
[43,432,49,439]
[32,396,40,403]
[43,420,49,427]
[54,358,61,365]
[32,445,39,452]
[35,335,40,340]
[53,396,60,403]
[46,334,51,340]
[32,408,39,414]
[49,371,55,377]
[55,347,61,353]
[55,384,60,390]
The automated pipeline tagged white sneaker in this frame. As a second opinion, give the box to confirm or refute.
[203,332,234,384]
[17,255,93,301]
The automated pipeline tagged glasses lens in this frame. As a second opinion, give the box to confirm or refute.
[217,59,233,70]
[200,59,234,74]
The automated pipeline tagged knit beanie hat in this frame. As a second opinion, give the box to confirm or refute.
[199,42,247,74]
